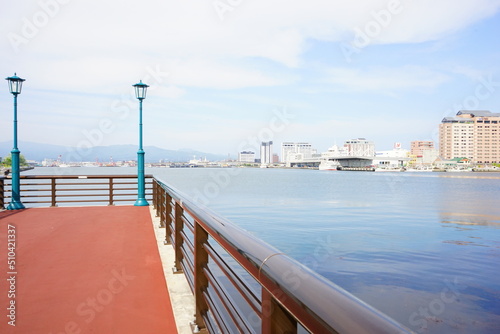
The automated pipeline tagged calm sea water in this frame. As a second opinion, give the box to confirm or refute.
[25,167,500,333]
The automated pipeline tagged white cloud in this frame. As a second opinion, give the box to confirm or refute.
[2,0,498,92]
[380,0,500,44]
[338,0,500,45]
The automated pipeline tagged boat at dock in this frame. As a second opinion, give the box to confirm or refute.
[318,159,340,170]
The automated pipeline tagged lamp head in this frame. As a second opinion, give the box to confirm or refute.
[6,73,25,95]
[133,80,149,100]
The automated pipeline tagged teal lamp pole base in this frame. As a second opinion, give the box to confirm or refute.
[7,145,25,210]
[134,149,149,206]
[134,198,149,206]
[7,201,25,210]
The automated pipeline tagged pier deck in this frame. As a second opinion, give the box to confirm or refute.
[0,206,178,334]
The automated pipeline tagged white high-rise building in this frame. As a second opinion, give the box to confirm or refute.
[260,141,273,165]
[343,138,375,157]
[281,142,317,163]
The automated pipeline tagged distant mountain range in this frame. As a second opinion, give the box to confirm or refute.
[0,141,227,163]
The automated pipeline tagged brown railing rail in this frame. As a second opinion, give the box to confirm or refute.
[152,178,412,334]
[0,174,153,207]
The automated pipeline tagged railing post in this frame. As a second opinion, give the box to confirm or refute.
[156,182,163,226]
[161,191,170,232]
[108,177,114,206]
[162,191,171,232]
[0,178,4,209]
[173,201,183,271]
[262,288,297,334]
[193,220,209,333]
[158,183,165,228]
[153,180,159,214]
[51,178,57,207]
[163,192,170,230]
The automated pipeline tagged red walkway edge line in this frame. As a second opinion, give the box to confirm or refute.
[0,206,178,334]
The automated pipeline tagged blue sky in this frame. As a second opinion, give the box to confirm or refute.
[1,0,500,158]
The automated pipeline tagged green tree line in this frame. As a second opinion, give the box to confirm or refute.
[0,154,28,167]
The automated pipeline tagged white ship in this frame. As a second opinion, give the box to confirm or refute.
[319,144,343,170]
[319,159,340,170]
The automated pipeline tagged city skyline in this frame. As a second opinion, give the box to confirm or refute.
[1,1,500,155]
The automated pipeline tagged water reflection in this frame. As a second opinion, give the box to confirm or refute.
[441,212,500,228]
[353,283,500,334]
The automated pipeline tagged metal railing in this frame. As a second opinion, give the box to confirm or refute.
[152,178,412,334]
[0,174,153,207]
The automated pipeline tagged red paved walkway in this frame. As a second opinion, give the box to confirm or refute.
[0,206,178,334]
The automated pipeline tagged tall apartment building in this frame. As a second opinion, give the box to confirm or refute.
[474,111,500,164]
[439,110,500,163]
[281,142,316,163]
[260,141,273,165]
[439,112,474,160]
[410,141,434,157]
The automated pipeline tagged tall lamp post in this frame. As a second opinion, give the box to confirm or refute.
[5,73,26,210]
[133,80,149,206]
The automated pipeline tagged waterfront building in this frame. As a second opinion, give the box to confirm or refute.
[41,158,59,167]
[439,112,474,160]
[409,141,436,166]
[281,142,317,163]
[318,139,376,170]
[418,149,440,166]
[410,141,434,157]
[260,141,273,166]
[343,138,375,157]
[473,111,500,164]
[374,145,410,168]
[439,110,500,164]
[238,151,255,163]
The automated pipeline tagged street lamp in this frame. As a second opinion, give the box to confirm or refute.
[133,80,149,206]
[5,73,26,210]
